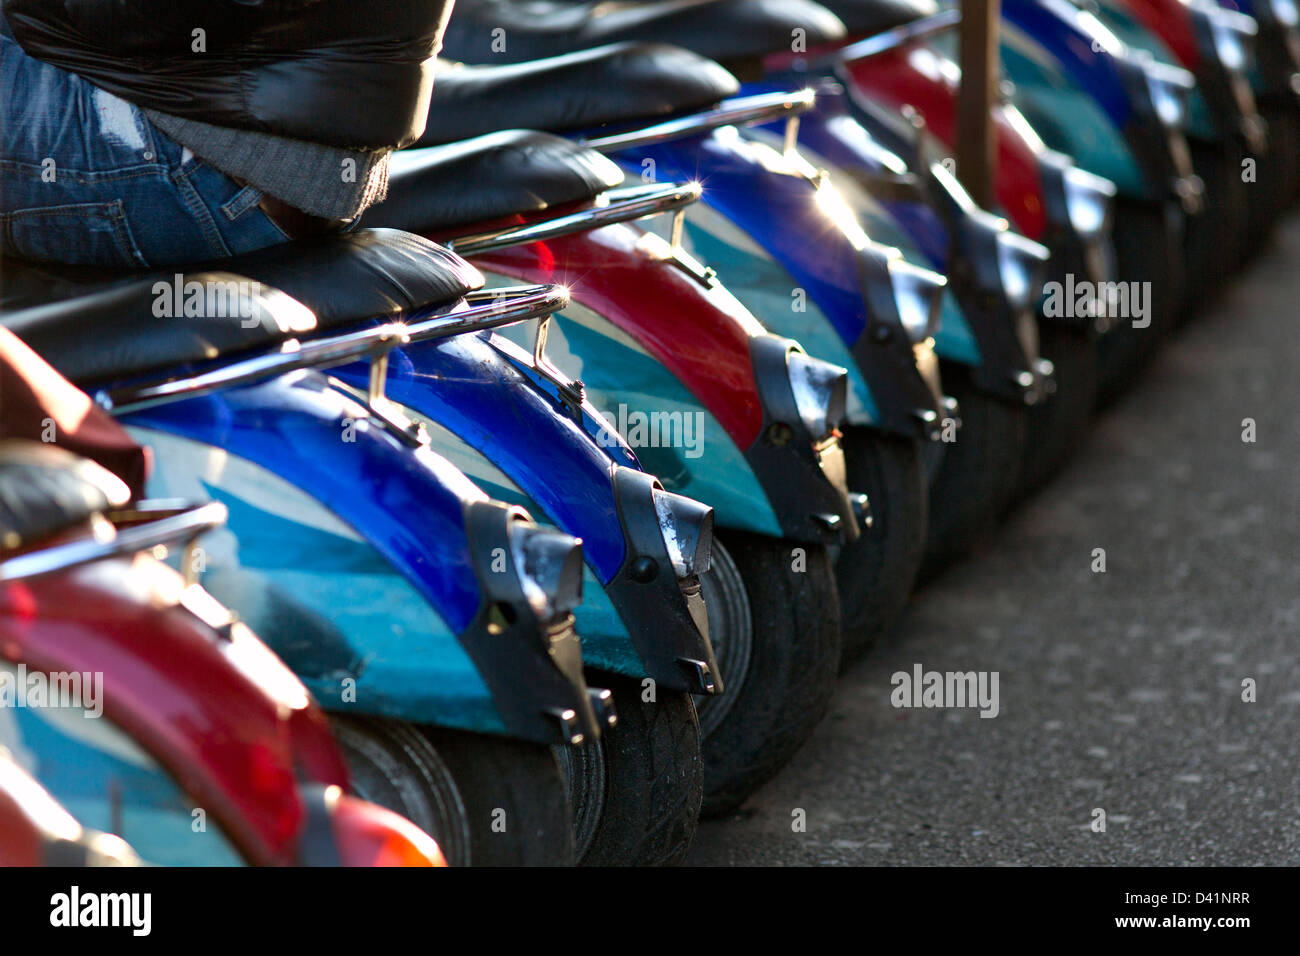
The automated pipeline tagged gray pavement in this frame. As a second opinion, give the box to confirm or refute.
[688,218,1300,866]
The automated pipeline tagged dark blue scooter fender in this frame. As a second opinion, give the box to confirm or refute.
[329,329,722,696]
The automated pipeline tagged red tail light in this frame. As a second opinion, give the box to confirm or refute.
[296,785,446,867]
[330,793,447,867]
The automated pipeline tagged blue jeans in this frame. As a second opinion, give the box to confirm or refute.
[0,18,291,268]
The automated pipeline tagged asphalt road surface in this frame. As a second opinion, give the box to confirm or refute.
[688,218,1300,866]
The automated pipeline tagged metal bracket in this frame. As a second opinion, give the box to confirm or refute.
[532,315,586,419]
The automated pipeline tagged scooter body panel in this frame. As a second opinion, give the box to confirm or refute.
[481,296,785,538]
[119,374,513,736]
[0,553,346,865]
[472,223,858,538]
[727,109,980,366]
[836,46,1054,238]
[330,327,722,694]
[605,129,944,439]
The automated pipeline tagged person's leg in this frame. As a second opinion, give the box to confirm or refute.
[0,24,291,268]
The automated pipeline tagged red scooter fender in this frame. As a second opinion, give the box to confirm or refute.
[0,549,349,865]
[472,222,860,544]
[838,44,1051,241]
[476,223,766,446]
[1122,0,1202,68]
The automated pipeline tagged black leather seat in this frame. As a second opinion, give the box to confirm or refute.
[0,443,129,554]
[364,130,625,233]
[439,0,846,66]
[1,229,482,386]
[416,43,740,147]
[805,0,935,39]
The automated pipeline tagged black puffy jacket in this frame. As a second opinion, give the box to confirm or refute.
[2,0,453,149]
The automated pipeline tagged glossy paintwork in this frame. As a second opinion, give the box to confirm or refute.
[120,373,515,735]
[123,374,487,632]
[639,195,882,426]
[996,22,1150,193]
[838,46,1052,239]
[735,119,980,367]
[1123,0,1203,66]
[475,224,768,448]
[486,284,785,536]
[414,414,646,676]
[0,554,347,866]
[1002,0,1140,128]
[331,331,630,583]
[1093,0,1217,137]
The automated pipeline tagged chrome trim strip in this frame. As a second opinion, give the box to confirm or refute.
[0,502,227,582]
[403,284,570,342]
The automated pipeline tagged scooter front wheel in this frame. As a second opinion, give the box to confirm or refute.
[834,426,928,664]
[1097,196,1184,403]
[558,672,702,866]
[334,715,575,865]
[918,362,1028,581]
[700,531,841,816]
[1013,321,1099,500]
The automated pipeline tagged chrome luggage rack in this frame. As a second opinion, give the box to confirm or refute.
[581,88,817,157]
[0,499,226,585]
[446,181,702,255]
[94,282,574,440]
[833,9,963,64]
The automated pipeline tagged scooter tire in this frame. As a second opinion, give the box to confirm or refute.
[419,723,576,866]
[1097,196,1183,403]
[1183,139,1249,314]
[560,672,702,866]
[834,426,928,662]
[334,715,574,866]
[1013,320,1099,500]
[701,530,841,816]
[918,362,1027,580]
[335,717,574,868]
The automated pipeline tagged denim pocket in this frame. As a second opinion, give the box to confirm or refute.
[0,199,147,268]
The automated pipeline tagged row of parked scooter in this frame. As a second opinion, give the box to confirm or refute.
[2,0,1293,866]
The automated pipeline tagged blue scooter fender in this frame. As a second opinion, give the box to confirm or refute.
[610,128,947,441]
[329,330,722,696]
[121,370,600,746]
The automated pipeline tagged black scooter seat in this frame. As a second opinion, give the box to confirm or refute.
[416,43,739,147]
[1,229,482,387]
[808,0,936,40]
[440,0,846,66]
[364,129,625,233]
